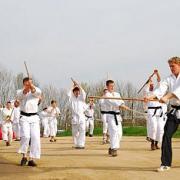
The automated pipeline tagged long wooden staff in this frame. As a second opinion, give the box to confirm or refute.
[88,96,158,102]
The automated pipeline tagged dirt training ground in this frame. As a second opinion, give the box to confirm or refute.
[0,136,180,180]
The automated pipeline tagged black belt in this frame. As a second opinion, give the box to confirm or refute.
[171,105,180,110]
[85,115,93,119]
[101,111,108,114]
[101,111,120,125]
[167,105,180,123]
[20,111,38,117]
[169,105,180,117]
[148,106,163,117]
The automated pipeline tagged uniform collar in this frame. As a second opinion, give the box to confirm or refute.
[171,73,180,80]
[107,91,115,96]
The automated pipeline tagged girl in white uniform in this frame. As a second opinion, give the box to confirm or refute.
[47,100,61,142]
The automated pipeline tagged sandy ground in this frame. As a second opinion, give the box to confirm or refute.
[0,136,180,180]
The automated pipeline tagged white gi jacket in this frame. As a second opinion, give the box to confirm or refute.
[47,106,61,118]
[0,108,14,125]
[67,87,87,124]
[16,87,42,114]
[153,74,180,118]
[104,92,124,112]
[102,91,124,123]
[85,103,95,118]
[144,86,165,116]
[99,99,108,112]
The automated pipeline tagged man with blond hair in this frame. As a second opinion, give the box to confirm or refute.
[145,57,180,172]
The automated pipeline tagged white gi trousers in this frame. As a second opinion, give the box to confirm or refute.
[156,115,167,143]
[13,123,21,139]
[148,114,167,143]
[18,115,41,159]
[86,117,94,135]
[107,114,122,149]
[146,115,151,138]
[43,118,50,137]
[101,114,108,134]
[49,117,57,137]
[72,122,86,147]
[148,108,167,143]
[2,122,13,143]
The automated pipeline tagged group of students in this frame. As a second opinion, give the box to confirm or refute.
[39,101,60,142]
[68,78,128,155]
[0,99,61,144]
[0,100,21,146]
[0,56,179,173]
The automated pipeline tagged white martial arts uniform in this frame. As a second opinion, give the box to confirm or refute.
[104,91,124,150]
[40,111,50,138]
[153,73,180,167]
[17,87,42,159]
[85,104,95,135]
[99,99,108,134]
[144,87,167,143]
[68,87,87,148]
[13,107,21,140]
[0,108,14,143]
[47,106,60,137]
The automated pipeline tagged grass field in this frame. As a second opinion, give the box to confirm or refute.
[57,126,180,137]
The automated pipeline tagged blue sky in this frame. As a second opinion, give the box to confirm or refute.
[0,0,179,89]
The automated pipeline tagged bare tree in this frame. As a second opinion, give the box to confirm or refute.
[0,67,15,105]
[0,63,146,129]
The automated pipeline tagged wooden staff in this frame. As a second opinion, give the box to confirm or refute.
[71,77,78,85]
[137,71,156,94]
[24,61,30,78]
[71,77,81,88]
[6,107,14,122]
[71,77,75,83]
[88,96,158,102]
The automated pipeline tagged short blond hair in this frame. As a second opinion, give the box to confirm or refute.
[168,57,180,65]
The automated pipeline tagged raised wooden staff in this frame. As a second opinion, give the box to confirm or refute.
[24,61,30,78]
[137,70,158,94]
[71,77,78,86]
